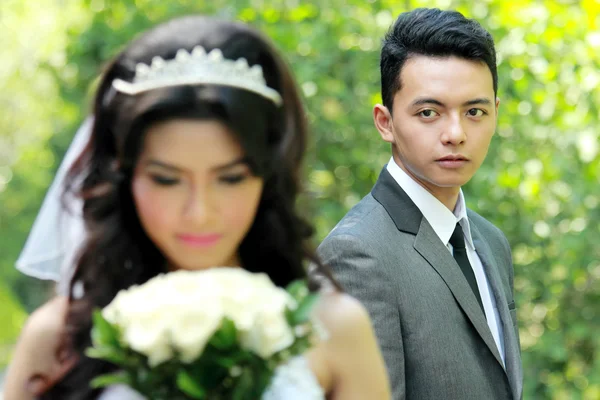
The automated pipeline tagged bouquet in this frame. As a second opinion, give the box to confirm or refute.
[86,268,320,399]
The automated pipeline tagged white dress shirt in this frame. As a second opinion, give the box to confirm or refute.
[386,158,506,366]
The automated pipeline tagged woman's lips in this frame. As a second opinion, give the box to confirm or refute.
[176,233,222,247]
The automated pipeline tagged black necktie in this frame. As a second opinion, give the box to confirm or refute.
[449,223,485,315]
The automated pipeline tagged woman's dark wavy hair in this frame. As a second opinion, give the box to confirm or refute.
[42,15,339,399]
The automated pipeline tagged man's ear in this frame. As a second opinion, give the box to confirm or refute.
[373,104,395,144]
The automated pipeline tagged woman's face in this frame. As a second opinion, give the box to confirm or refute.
[132,119,264,271]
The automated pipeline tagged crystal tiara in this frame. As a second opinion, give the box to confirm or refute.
[111,46,283,106]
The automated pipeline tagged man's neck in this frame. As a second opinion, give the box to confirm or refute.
[392,155,460,211]
[435,190,460,212]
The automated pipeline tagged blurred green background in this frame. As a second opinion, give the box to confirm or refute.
[1,0,599,398]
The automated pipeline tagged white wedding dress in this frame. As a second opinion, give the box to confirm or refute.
[98,356,325,399]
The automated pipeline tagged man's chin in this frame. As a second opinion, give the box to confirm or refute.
[436,179,471,188]
[431,172,474,189]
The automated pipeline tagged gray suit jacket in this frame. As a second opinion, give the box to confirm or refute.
[316,168,523,400]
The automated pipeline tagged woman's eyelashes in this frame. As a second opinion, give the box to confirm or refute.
[219,173,249,184]
[148,172,250,186]
[150,174,180,186]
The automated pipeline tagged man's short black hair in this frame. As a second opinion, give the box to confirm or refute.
[380,8,498,110]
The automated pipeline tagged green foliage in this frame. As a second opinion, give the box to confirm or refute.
[1,0,599,398]
[0,282,27,367]
[285,280,320,325]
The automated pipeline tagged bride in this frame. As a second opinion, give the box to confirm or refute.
[4,14,391,400]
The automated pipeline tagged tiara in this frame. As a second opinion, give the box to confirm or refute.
[111,46,283,106]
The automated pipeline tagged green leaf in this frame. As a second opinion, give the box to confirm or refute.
[289,293,320,325]
[209,318,238,350]
[135,367,154,388]
[90,371,131,389]
[85,346,131,366]
[231,368,254,400]
[90,309,120,347]
[285,280,309,300]
[176,369,206,399]
[214,355,237,369]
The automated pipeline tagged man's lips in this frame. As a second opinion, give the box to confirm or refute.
[436,154,469,161]
[436,155,470,168]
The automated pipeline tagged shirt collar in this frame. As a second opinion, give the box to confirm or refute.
[386,157,475,250]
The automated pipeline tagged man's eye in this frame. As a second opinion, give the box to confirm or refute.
[419,109,439,118]
[467,108,486,117]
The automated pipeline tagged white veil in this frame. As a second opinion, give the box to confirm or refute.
[16,117,92,293]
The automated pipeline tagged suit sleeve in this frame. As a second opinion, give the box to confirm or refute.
[499,231,515,298]
[317,233,406,399]
[498,230,522,349]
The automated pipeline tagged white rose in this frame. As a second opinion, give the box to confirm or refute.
[241,308,294,358]
[123,319,173,367]
[225,277,295,358]
[168,302,224,363]
[101,267,297,366]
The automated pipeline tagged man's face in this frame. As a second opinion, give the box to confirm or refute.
[376,55,498,203]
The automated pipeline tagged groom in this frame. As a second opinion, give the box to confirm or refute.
[317,8,523,400]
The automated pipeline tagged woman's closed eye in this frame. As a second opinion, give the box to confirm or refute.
[219,173,249,184]
[150,174,180,186]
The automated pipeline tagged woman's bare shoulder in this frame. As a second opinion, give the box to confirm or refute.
[23,296,70,337]
[4,296,72,399]
[314,290,373,339]
[311,290,391,399]
[25,296,69,326]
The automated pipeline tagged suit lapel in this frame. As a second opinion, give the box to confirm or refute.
[372,168,422,234]
[471,222,523,399]
[412,219,504,367]
[372,168,504,368]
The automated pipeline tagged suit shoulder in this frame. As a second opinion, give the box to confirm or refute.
[321,194,388,241]
[467,209,512,257]
[467,209,506,238]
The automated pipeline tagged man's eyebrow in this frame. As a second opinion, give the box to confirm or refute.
[411,98,444,107]
[462,98,493,106]
[410,97,493,107]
